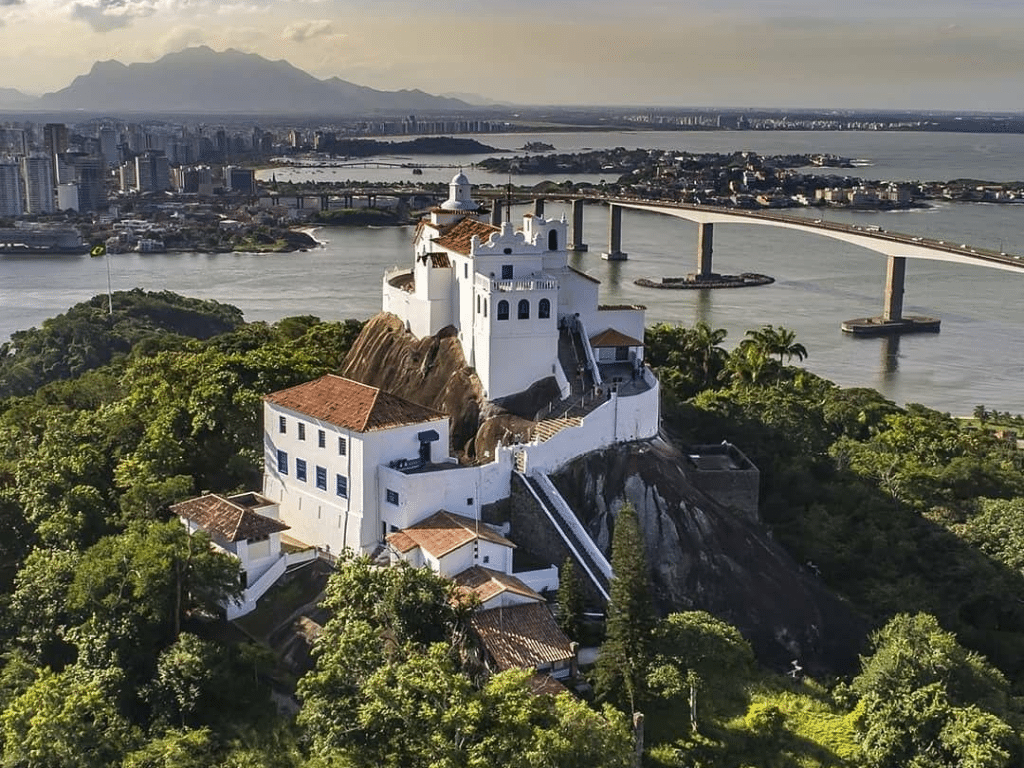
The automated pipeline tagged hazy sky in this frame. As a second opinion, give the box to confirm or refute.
[0,0,1021,111]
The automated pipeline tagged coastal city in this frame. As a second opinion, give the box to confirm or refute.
[1,117,1022,255]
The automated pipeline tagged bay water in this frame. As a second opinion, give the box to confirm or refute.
[2,130,1023,414]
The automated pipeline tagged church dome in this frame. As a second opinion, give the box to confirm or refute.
[441,170,478,211]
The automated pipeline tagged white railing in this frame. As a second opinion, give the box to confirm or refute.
[227,554,288,619]
[574,316,603,386]
[534,473,613,583]
[518,472,609,602]
[476,274,559,293]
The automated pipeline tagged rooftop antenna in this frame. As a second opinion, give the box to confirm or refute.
[505,172,512,224]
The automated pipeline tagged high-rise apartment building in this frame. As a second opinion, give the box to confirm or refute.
[72,154,106,212]
[0,160,24,217]
[134,150,171,193]
[20,154,55,214]
[43,123,69,159]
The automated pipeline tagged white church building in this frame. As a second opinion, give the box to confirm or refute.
[183,173,661,627]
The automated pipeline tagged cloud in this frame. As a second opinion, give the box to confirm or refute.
[69,0,157,32]
[160,24,204,52]
[282,18,334,42]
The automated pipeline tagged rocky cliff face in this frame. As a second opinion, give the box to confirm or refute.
[340,313,540,461]
[550,437,866,675]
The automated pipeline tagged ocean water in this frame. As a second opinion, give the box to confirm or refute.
[2,131,1023,413]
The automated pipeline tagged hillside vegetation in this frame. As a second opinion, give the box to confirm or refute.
[0,302,1022,766]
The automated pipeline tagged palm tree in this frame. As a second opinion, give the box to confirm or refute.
[686,321,728,388]
[744,325,807,365]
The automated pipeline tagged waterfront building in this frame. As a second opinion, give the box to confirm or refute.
[20,154,55,214]
[225,166,256,195]
[0,160,24,217]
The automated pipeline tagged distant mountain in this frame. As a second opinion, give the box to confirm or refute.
[35,46,473,114]
[0,87,37,109]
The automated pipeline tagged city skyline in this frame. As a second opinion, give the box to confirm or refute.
[0,0,1022,112]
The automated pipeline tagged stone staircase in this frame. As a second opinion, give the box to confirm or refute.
[532,416,583,443]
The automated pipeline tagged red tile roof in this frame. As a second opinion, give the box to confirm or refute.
[590,328,645,348]
[470,602,574,671]
[172,493,288,542]
[265,375,446,433]
[454,566,543,604]
[434,217,500,256]
[386,511,515,559]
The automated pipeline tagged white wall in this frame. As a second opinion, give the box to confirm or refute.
[522,377,660,474]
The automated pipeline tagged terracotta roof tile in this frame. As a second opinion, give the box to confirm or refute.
[386,510,515,559]
[434,217,500,256]
[429,252,451,268]
[590,328,645,348]
[172,493,288,542]
[470,602,574,671]
[265,375,446,433]
[454,566,543,604]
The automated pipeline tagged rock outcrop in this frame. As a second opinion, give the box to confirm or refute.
[340,313,539,461]
[549,437,866,675]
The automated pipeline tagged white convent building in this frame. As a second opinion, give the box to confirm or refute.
[383,172,648,400]
[236,173,659,630]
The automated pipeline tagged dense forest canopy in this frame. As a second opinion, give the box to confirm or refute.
[0,294,1022,766]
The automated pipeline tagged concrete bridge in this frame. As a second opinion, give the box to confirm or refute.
[496,194,1024,335]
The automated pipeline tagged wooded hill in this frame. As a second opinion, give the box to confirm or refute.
[0,295,1022,766]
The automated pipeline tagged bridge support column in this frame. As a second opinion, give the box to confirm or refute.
[320,194,329,211]
[367,194,376,208]
[490,199,503,226]
[697,222,714,278]
[533,198,545,217]
[882,255,905,322]
[569,199,588,252]
[602,204,628,261]
[842,255,940,335]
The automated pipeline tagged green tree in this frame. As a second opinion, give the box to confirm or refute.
[850,613,1019,768]
[595,503,656,713]
[647,611,755,733]
[557,557,585,641]
[1,664,139,768]
[67,520,241,669]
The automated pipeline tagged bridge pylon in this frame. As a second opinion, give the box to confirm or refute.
[569,199,588,252]
[842,255,940,336]
[602,204,628,261]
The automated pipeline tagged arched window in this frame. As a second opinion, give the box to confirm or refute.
[483,299,488,318]
[538,298,551,319]
[518,299,530,319]
[548,229,558,250]
[476,295,480,313]
[497,300,509,320]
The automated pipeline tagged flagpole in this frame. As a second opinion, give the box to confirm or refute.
[106,250,112,315]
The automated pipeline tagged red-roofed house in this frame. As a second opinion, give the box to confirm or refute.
[173,491,314,618]
[386,510,515,577]
[262,374,451,555]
